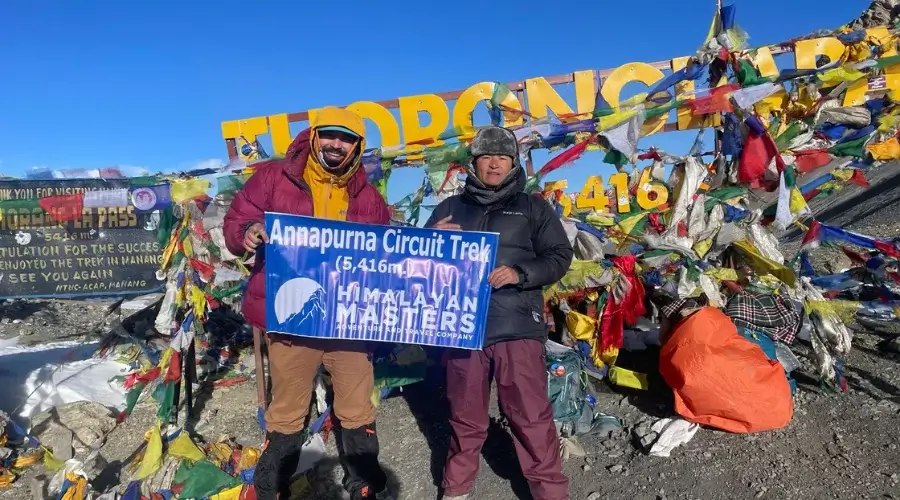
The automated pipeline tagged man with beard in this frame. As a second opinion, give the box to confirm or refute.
[224,107,393,500]
[425,126,574,500]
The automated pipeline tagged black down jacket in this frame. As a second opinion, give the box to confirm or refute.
[425,167,574,347]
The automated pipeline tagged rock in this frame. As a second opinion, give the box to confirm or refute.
[602,440,617,450]
[30,474,49,500]
[608,450,624,458]
[32,401,117,455]
[43,426,73,461]
[583,464,591,472]
[609,464,624,474]
[587,492,602,500]
[703,452,713,459]
[12,319,21,324]
[640,432,658,449]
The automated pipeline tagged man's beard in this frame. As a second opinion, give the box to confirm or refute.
[321,146,349,169]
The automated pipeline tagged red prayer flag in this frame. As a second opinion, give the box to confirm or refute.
[535,138,593,178]
[848,169,870,188]
[739,130,784,191]
[164,350,182,382]
[687,84,741,116]
[793,149,833,174]
[39,194,84,222]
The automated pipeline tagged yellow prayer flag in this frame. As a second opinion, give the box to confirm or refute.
[867,137,900,161]
[170,178,210,203]
[733,240,796,287]
[609,366,649,390]
[596,110,638,132]
[788,187,808,215]
[167,432,206,462]
[210,485,245,500]
[819,67,866,83]
[705,267,739,282]
[134,425,164,480]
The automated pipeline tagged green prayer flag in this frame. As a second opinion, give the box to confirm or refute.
[876,54,900,69]
[603,149,627,167]
[828,135,870,158]
[174,460,242,499]
[736,60,773,87]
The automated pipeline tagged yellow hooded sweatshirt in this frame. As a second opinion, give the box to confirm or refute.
[303,106,367,221]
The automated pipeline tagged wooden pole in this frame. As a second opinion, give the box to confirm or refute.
[253,326,268,411]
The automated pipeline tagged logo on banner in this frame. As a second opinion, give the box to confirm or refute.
[263,212,499,350]
[273,277,327,331]
[131,187,158,211]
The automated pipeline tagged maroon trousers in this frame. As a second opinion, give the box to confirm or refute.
[442,339,569,500]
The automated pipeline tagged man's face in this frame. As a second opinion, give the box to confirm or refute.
[475,155,514,187]
[317,130,358,168]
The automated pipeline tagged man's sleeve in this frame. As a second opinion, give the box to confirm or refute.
[223,165,272,257]
[423,199,452,228]
[514,197,574,290]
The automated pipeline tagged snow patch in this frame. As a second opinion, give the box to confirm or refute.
[0,337,128,424]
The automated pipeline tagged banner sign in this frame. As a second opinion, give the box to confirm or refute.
[264,212,498,350]
[0,179,164,299]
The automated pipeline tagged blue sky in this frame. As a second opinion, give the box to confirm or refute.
[0,0,865,207]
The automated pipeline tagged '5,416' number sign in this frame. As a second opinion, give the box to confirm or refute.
[542,168,669,216]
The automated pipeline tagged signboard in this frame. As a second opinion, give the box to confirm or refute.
[221,27,898,161]
[0,179,164,299]
[264,212,498,350]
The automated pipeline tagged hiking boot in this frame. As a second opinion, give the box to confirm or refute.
[253,430,305,500]
[337,422,389,500]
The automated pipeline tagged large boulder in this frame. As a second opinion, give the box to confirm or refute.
[31,401,117,456]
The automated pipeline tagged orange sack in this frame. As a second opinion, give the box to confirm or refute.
[659,307,793,434]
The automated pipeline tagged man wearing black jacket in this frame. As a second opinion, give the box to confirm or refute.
[426,126,573,500]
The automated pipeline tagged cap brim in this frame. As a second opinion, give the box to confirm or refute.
[317,126,359,138]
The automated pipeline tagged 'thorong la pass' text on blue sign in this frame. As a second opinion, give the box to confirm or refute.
[263,212,498,350]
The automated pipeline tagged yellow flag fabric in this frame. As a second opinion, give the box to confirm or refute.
[706,267,739,282]
[733,240,796,287]
[168,432,207,462]
[867,137,900,161]
[210,484,245,500]
[135,425,164,480]
[597,110,638,132]
[170,179,210,203]
[819,67,866,83]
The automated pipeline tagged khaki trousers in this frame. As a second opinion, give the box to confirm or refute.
[264,333,376,434]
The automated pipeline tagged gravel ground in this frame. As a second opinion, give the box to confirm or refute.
[4,165,900,499]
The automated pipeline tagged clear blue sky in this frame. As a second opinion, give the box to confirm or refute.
[0,0,864,206]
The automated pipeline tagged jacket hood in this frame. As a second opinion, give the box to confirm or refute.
[283,127,369,195]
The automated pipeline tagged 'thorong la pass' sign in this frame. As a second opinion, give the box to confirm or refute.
[0,179,164,299]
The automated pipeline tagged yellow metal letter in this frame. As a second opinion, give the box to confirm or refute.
[794,37,846,70]
[345,101,402,148]
[526,77,574,119]
[221,117,269,161]
[267,114,293,157]
[398,94,451,147]
[602,63,666,135]
[575,176,610,212]
[452,82,524,141]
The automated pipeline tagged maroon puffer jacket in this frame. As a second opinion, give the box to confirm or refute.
[223,128,391,329]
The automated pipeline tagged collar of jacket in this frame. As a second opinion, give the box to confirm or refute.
[464,166,526,206]
[282,127,368,196]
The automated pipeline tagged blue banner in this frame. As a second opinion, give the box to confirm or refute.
[264,212,498,350]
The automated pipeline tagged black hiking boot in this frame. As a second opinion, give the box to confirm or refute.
[253,430,304,500]
[335,422,391,500]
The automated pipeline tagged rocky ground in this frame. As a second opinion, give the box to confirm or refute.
[3,165,900,500]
